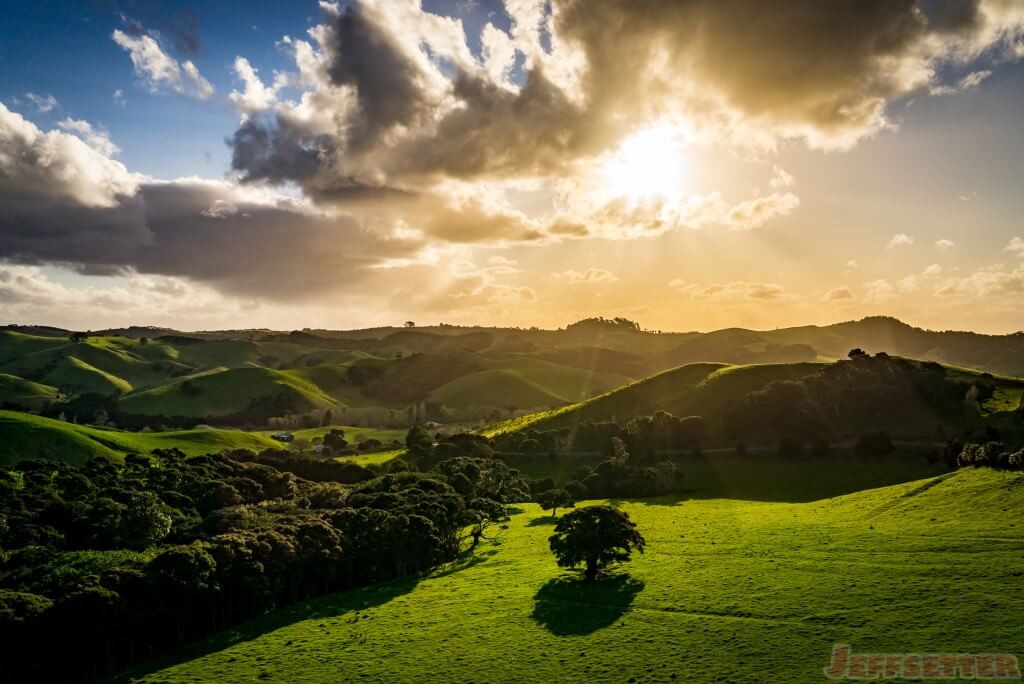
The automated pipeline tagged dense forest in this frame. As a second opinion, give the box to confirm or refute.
[0,446,527,681]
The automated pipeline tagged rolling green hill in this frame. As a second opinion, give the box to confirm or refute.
[120,367,340,417]
[0,334,190,392]
[0,330,69,364]
[3,320,1021,430]
[489,358,1024,441]
[123,468,1024,683]
[0,373,61,410]
[0,410,407,466]
[430,357,633,409]
[0,410,284,466]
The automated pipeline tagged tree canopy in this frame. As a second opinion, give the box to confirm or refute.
[548,505,646,580]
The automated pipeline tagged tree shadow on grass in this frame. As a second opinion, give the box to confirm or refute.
[429,548,499,578]
[109,575,423,683]
[526,515,559,527]
[531,573,645,636]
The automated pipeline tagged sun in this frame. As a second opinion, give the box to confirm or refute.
[601,124,687,201]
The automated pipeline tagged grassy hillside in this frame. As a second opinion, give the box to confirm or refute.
[0,330,68,364]
[489,358,1024,440]
[4,322,1020,429]
[120,367,339,417]
[430,357,632,409]
[124,468,1024,683]
[0,410,283,466]
[0,373,61,410]
[0,410,407,466]
[0,334,189,392]
[488,361,792,435]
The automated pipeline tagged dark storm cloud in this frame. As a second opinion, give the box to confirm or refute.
[229,116,330,186]
[326,5,435,152]
[389,68,583,180]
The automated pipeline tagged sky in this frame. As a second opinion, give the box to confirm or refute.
[1,0,1024,334]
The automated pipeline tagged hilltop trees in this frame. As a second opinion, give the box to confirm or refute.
[537,488,575,518]
[548,505,646,580]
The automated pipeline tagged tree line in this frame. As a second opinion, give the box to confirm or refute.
[0,446,528,681]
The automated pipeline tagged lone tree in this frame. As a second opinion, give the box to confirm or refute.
[548,505,645,580]
[537,488,575,518]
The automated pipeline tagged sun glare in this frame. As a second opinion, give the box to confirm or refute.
[601,124,687,201]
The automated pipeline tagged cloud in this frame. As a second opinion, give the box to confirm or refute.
[551,268,618,284]
[769,166,795,189]
[723,192,800,230]
[112,28,214,99]
[0,104,425,300]
[935,264,1024,298]
[824,286,855,301]
[57,118,120,157]
[1005,236,1024,257]
[388,257,538,315]
[886,233,915,249]
[864,279,896,299]
[670,279,788,301]
[24,92,58,113]
[229,57,287,115]
[208,0,1024,256]
[319,1,341,16]
[0,265,242,327]
[548,162,800,239]
[225,0,1024,204]
[930,69,992,96]
[113,89,126,106]
[0,103,139,209]
[935,238,956,250]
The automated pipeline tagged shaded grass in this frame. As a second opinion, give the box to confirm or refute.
[531,574,645,635]
[510,451,948,503]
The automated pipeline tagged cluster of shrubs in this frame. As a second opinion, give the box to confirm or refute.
[0,447,529,681]
[492,412,706,459]
[956,442,1024,470]
[416,426,689,500]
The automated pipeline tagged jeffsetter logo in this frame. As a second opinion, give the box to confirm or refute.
[824,644,1021,680]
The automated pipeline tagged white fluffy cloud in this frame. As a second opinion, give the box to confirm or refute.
[1005,236,1024,257]
[112,29,214,99]
[57,118,120,157]
[886,233,915,249]
[229,57,287,115]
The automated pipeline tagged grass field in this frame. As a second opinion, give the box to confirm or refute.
[120,467,1024,683]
